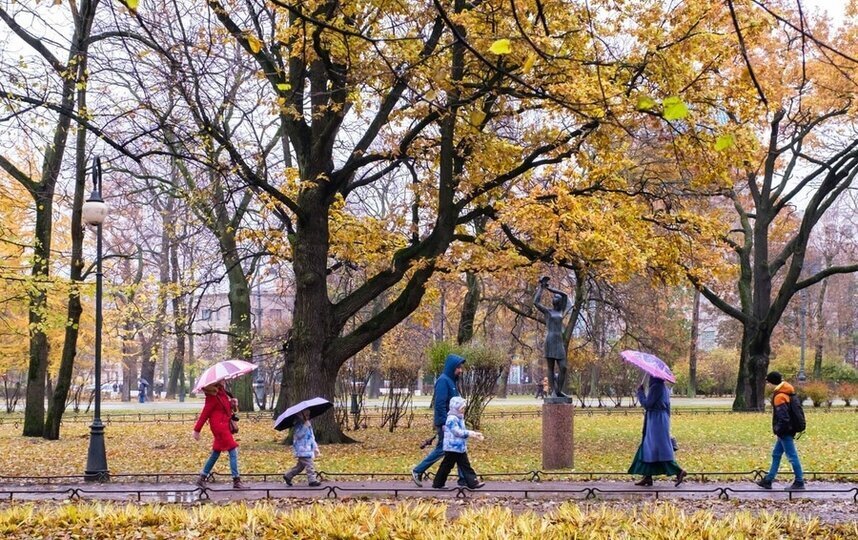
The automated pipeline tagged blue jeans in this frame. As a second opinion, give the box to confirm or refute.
[202,448,239,478]
[765,436,803,482]
[138,392,145,403]
[413,426,464,481]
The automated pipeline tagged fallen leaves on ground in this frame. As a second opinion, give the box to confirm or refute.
[0,411,855,479]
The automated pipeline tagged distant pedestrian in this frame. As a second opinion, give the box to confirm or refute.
[757,371,805,491]
[411,354,466,487]
[282,410,321,487]
[535,377,549,399]
[192,382,244,489]
[628,376,687,487]
[138,380,149,403]
[431,397,485,489]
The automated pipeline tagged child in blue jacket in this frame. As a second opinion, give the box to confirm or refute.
[432,397,485,489]
[283,410,321,487]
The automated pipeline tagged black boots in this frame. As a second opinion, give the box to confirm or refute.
[634,476,653,487]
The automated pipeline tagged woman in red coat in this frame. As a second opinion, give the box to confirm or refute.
[192,382,244,488]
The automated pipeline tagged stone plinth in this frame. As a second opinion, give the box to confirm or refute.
[542,399,574,470]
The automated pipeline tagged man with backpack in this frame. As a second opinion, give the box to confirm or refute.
[757,371,806,491]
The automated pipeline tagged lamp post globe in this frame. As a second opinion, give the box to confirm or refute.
[81,196,108,227]
[84,157,110,482]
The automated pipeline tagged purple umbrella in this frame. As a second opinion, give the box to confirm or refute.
[620,350,676,383]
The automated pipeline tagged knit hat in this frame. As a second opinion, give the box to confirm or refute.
[765,371,783,385]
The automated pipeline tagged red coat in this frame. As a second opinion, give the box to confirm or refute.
[193,387,238,452]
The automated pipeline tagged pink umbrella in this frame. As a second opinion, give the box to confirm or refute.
[620,350,676,383]
[193,359,258,393]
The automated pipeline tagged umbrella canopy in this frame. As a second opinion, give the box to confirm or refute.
[620,350,676,383]
[138,379,150,387]
[193,359,258,393]
[274,397,333,431]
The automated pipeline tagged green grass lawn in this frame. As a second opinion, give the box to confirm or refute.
[1,409,854,479]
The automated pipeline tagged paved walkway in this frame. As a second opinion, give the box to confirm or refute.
[2,480,855,503]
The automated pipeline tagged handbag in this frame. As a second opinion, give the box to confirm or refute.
[229,416,239,434]
[671,436,679,451]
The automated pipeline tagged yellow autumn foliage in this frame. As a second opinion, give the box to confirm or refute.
[0,501,852,539]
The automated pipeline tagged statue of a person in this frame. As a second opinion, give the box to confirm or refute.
[533,276,572,398]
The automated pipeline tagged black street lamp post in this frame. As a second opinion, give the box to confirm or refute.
[83,157,109,482]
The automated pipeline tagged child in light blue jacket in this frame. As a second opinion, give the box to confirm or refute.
[283,410,321,487]
[432,397,485,489]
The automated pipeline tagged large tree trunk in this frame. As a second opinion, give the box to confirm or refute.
[166,242,185,399]
[44,73,89,440]
[222,242,253,411]
[742,323,771,411]
[456,271,480,345]
[280,188,355,443]
[121,321,137,402]
[812,279,828,379]
[139,335,157,400]
[687,289,700,397]
[23,193,54,436]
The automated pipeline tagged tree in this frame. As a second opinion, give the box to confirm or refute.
[0,0,101,436]
[684,2,858,410]
[112,0,645,441]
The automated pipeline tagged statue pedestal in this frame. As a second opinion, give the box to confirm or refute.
[542,398,574,470]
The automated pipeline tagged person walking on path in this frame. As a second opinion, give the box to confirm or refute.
[412,354,466,487]
[137,379,148,403]
[431,397,485,489]
[757,371,805,491]
[283,410,322,487]
[628,376,687,487]
[192,382,244,489]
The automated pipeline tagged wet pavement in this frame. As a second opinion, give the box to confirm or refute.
[1,480,854,503]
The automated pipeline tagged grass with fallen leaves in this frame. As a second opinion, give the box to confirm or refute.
[1,410,855,478]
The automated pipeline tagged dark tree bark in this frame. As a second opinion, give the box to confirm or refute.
[456,272,481,345]
[812,278,828,379]
[687,289,701,398]
[166,240,186,399]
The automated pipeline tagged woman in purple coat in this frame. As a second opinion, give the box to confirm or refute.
[628,376,687,487]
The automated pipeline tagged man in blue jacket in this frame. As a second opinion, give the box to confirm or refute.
[411,354,465,487]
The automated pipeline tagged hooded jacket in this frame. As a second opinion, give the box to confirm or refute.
[442,396,473,453]
[292,421,319,458]
[433,354,465,426]
[771,381,797,437]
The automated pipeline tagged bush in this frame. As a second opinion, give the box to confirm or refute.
[427,340,459,376]
[694,348,739,397]
[820,362,858,384]
[836,382,858,406]
[459,343,506,429]
[801,381,830,408]
[425,340,506,429]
